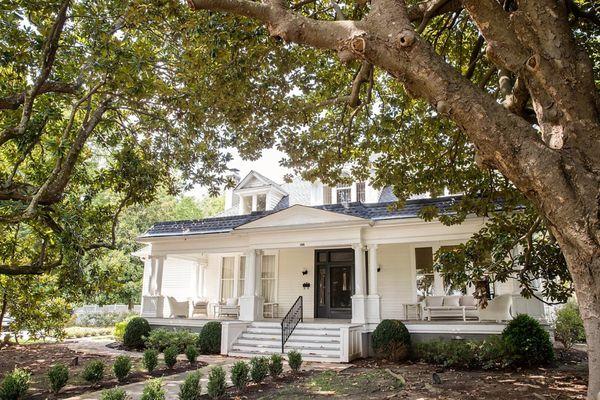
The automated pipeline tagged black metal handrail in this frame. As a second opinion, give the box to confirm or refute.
[281,296,303,353]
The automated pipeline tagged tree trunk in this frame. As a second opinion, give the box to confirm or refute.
[0,289,7,335]
[552,228,600,399]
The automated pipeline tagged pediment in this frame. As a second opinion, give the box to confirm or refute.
[235,205,365,230]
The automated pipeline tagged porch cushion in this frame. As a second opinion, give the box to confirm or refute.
[461,295,476,307]
[443,296,461,307]
[225,298,238,306]
[425,296,444,307]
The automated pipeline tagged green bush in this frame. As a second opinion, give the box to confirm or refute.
[287,350,302,373]
[113,355,132,383]
[164,346,179,369]
[114,315,135,341]
[123,317,151,349]
[502,314,554,367]
[185,345,198,364]
[207,366,226,399]
[372,319,411,362]
[477,335,514,369]
[100,387,127,400]
[412,340,480,368]
[555,301,586,350]
[230,361,249,391]
[268,354,283,378]
[143,349,159,373]
[0,368,30,400]
[250,356,269,384]
[145,329,198,353]
[198,322,221,354]
[82,360,105,384]
[47,363,69,394]
[178,371,202,400]
[141,379,164,400]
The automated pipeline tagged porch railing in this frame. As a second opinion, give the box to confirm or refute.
[281,296,303,353]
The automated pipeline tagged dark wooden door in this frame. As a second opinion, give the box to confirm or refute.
[315,249,354,319]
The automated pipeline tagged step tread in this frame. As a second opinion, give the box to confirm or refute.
[236,339,340,349]
[228,351,341,363]
[232,345,340,356]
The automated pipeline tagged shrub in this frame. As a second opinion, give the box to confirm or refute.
[555,301,586,350]
[412,340,479,368]
[164,345,179,369]
[478,335,514,369]
[123,317,151,349]
[82,360,105,384]
[185,345,198,364]
[502,314,554,367]
[250,356,269,384]
[287,350,302,373]
[114,315,135,341]
[372,319,411,362]
[0,368,30,400]
[113,355,132,383]
[198,322,221,354]
[141,379,165,400]
[143,349,159,373]
[178,371,202,400]
[206,366,226,399]
[268,354,283,378]
[145,329,198,353]
[230,361,250,391]
[100,387,127,400]
[47,363,69,394]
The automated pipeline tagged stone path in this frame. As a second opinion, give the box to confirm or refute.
[64,337,347,399]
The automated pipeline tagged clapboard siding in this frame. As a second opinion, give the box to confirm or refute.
[162,257,194,297]
[277,248,314,319]
[378,244,414,319]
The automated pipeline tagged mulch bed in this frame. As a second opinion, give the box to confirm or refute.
[208,349,589,399]
[0,342,206,399]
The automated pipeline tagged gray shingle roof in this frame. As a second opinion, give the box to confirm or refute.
[142,196,462,238]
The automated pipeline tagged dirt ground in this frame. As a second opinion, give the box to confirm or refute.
[0,342,205,399]
[210,350,589,400]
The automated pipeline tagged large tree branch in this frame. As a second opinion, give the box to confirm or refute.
[0,81,79,111]
[0,0,70,146]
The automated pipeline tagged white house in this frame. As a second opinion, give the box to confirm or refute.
[136,170,548,362]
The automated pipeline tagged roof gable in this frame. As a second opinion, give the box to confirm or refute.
[235,204,366,230]
[234,170,287,194]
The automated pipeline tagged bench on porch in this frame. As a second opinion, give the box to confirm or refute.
[422,295,478,321]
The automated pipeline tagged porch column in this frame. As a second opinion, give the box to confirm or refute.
[366,244,381,324]
[351,244,367,324]
[432,244,445,295]
[155,255,165,318]
[239,249,264,321]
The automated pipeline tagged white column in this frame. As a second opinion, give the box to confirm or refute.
[239,249,263,321]
[251,195,258,212]
[145,257,155,295]
[155,256,165,317]
[366,244,381,324]
[351,244,367,324]
[432,244,445,295]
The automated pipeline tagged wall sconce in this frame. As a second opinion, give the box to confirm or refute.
[377,267,381,272]
[302,269,308,275]
[302,282,311,289]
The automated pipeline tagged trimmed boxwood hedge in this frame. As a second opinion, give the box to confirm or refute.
[502,314,554,367]
[198,321,222,354]
[123,317,151,349]
[372,319,411,362]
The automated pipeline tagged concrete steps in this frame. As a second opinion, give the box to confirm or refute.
[227,321,343,362]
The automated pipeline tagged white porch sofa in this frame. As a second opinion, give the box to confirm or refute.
[422,295,478,321]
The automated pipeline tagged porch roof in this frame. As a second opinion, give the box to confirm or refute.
[141,196,462,238]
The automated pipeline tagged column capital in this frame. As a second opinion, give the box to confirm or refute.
[367,243,378,250]
[351,243,365,251]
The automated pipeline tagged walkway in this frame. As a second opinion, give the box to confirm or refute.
[64,337,347,399]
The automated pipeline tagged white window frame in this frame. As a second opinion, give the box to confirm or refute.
[335,185,352,204]
[219,256,236,302]
[260,250,279,303]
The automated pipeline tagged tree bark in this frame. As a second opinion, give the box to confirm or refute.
[0,290,7,335]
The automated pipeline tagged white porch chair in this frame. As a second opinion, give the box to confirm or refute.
[191,299,209,317]
[166,296,191,318]
[478,294,513,322]
[216,298,239,318]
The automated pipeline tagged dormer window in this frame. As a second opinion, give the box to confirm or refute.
[256,194,266,211]
[336,186,351,204]
[234,171,288,215]
[356,181,366,203]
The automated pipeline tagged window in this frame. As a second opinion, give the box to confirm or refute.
[415,247,434,298]
[242,196,252,214]
[239,256,246,296]
[356,181,366,203]
[336,186,351,204]
[256,194,266,211]
[261,255,277,303]
[323,186,332,205]
[220,257,235,301]
[439,245,466,295]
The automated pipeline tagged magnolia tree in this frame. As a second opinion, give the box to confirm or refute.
[182,0,599,396]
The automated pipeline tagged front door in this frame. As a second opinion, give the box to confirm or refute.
[315,249,354,319]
